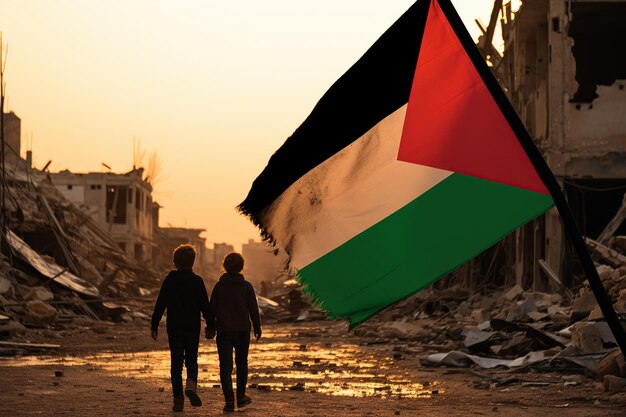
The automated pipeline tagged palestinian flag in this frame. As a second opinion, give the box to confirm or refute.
[239,0,556,327]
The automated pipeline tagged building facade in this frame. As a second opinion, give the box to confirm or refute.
[50,168,154,263]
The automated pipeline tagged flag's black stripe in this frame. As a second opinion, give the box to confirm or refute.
[238,0,431,218]
[436,0,626,359]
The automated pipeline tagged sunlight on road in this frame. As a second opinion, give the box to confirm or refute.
[5,325,439,398]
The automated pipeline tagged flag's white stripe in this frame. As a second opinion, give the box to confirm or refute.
[261,104,454,269]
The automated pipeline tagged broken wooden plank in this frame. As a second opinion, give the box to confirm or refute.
[0,340,60,349]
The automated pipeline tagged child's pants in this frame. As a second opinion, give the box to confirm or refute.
[168,332,200,396]
[216,331,250,400]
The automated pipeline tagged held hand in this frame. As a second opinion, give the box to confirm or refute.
[151,328,158,341]
[205,329,216,340]
[254,330,262,341]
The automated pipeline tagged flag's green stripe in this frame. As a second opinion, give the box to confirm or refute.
[298,173,554,326]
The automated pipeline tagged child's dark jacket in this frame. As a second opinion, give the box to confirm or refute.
[151,269,212,335]
[208,273,261,334]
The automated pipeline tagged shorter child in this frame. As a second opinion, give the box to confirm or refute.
[207,252,261,412]
[151,244,212,412]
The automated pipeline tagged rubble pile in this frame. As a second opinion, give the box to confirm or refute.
[0,159,160,352]
[256,276,326,323]
[351,235,626,392]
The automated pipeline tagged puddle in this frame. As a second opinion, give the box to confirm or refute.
[4,326,439,398]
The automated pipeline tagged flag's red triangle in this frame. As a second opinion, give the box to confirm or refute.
[398,0,549,195]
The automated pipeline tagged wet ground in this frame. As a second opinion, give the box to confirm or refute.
[0,320,625,416]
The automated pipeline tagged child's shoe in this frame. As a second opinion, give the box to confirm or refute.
[237,395,252,408]
[172,395,184,412]
[185,378,202,407]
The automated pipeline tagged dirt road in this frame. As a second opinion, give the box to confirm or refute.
[0,320,624,416]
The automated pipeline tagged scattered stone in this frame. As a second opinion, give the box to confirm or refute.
[504,285,523,301]
[587,305,604,321]
[570,291,598,315]
[24,300,58,327]
[570,322,603,353]
[289,382,305,391]
[0,277,12,295]
[54,370,64,377]
[0,321,27,338]
[596,265,615,280]
[604,375,626,393]
[158,387,165,392]
[24,286,54,302]
[505,296,538,321]
[257,384,271,391]
[596,349,624,378]
[613,289,626,314]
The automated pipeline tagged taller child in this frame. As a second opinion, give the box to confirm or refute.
[207,252,262,412]
[151,244,212,412]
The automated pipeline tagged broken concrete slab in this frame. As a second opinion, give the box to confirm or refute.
[24,286,54,302]
[596,264,615,280]
[570,290,598,316]
[596,348,624,378]
[6,231,99,298]
[24,300,58,327]
[527,311,550,322]
[462,329,497,349]
[0,276,12,295]
[0,321,27,339]
[604,375,626,393]
[504,285,524,301]
[505,296,538,322]
[570,322,604,353]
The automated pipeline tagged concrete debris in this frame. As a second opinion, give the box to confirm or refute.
[356,238,626,380]
[596,348,626,378]
[603,375,626,393]
[504,285,524,301]
[0,277,12,295]
[24,286,54,302]
[571,322,604,353]
[0,157,164,348]
[23,300,58,327]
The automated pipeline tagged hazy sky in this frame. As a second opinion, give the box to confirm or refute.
[0,0,502,248]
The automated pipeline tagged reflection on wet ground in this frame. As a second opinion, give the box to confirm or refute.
[4,323,438,398]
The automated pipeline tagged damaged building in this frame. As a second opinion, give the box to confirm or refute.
[50,169,155,264]
[467,0,626,290]
[242,239,287,286]
[153,226,210,278]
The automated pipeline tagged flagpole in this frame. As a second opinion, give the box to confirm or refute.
[436,0,626,360]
